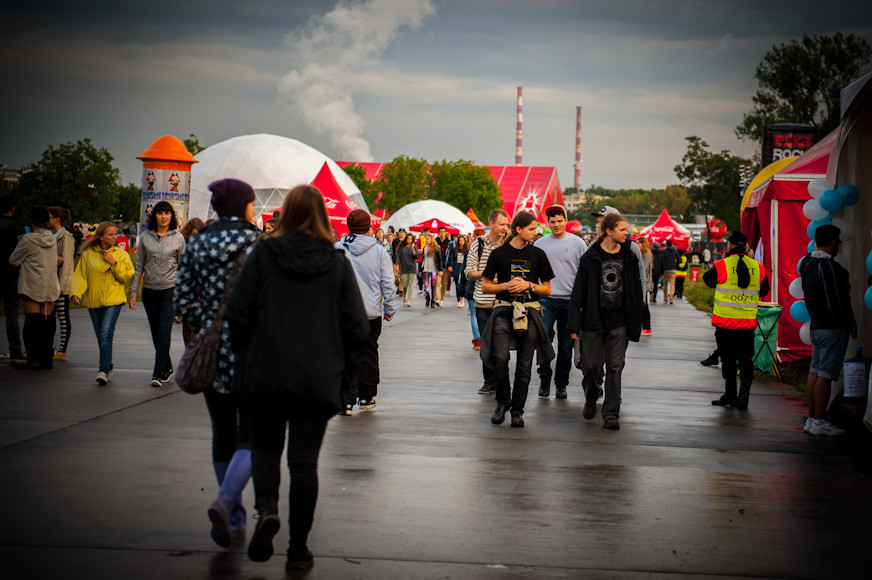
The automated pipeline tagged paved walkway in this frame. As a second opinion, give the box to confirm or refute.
[1,293,869,579]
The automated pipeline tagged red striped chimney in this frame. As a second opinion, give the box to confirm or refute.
[574,106,582,191]
[515,86,523,166]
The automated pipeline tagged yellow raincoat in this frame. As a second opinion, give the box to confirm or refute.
[71,245,135,309]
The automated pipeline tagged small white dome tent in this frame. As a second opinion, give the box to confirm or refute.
[188,134,368,220]
[382,200,475,235]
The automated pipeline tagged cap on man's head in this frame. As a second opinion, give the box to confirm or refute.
[544,204,567,219]
[346,209,371,234]
[591,205,619,218]
[652,241,660,249]
[727,231,747,246]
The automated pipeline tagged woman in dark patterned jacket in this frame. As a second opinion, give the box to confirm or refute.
[175,178,260,548]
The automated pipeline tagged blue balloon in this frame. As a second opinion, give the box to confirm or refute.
[808,240,816,253]
[819,188,843,212]
[867,249,872,277]
[866,286,872,312]
[807,215,832,239]
[790,300,810,323]
[838,184,860,206]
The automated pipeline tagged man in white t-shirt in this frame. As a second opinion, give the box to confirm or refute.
[534,204,587,398]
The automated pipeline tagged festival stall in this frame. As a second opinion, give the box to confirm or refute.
[382,200,475,235]
[409,218,460,235]
[632,209,691,250]
[740,130,838,362]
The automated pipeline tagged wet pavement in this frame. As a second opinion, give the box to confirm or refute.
[1,293,870,579]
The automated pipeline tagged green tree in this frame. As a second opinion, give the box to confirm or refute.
[115,183,142,223]
[371,155,431,212]
[341,163,377,208]
[428,159,502,220]
[15,139,121,224]
[183,134,206,156]
[674,136,746,234]
[736,32,872,140]
[649,185,692,219]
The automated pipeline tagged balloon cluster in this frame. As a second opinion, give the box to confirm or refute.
[867,246,872,313]
[793,180,863,342]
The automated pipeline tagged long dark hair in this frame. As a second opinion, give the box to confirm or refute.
[597,212,626,244]
[507,211,537,242]
[274,185,334,245]
[402,233,415,248]
[47,206,71,228]
[455,235,469,255]
[146,201,178,232]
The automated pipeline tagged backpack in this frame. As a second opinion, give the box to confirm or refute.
[465,236,486,300]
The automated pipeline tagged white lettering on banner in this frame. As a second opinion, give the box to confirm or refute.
[773,148,807,160]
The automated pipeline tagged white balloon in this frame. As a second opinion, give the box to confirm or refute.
[807,178,831,199]
[799,321,811,345]
[788,277,804,299]
[802,199,828,221]
[831,217,855,241]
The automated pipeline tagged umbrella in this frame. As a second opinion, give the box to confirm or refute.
[408,218,460,235]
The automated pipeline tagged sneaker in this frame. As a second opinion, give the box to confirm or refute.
[358,398,377,410]
[207,498,232,548]
[556,387,568,400]
[341,404,353,416]
[478,383,495,395]
[808,419,845,437]
[641,329,652,336]
[803,418,813,433]
[161,368,174,382]
[711,394,737,407]
[11,353,27,365]
[472,339,481,351]
[603,417,620,430]
[538,386,550,398]
[0,352,8,360]
[425,295,431,307]
[582,402,597,420]
[510,413,525,428]
[457,299,464,308]
[96,371,108,385]
[286,546,315,571]
[107,369,114,379]
[53,352,67,361]
[248,508,281,562]
[151,378,162,388]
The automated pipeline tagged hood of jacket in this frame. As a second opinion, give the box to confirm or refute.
[337,233,379,257]
[24,228,57,248]
[263,233,342,278]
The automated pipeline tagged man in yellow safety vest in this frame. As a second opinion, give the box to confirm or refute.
[703,231,769,410]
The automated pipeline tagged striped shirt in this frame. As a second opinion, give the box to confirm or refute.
[464,235,501,308]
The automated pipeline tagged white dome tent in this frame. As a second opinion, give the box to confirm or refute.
[383,200,475,235]
[188,134,368,220]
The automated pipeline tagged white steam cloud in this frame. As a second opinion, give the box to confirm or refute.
[280,0,435,161]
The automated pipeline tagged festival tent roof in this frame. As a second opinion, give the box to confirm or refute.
[382,200,475,235]
[335,162,564,223]
[632,210,691,249]
[189,134,368,221]
[739,129,838,362]
[408,218,460,235]
[309,162,379,236]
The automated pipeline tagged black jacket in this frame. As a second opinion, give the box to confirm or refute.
[568,240,644,342]
[651,248,664,277]
[1,215,26,281]
[226,233,370,419]
[799,251,857,335]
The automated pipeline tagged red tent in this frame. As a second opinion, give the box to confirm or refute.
[408,218,460,235]
[632,210,691,250]
[740,129,837,362]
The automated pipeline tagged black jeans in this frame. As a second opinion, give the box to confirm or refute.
[491,312,538,414]
[537,297,573,389]
[1,277,23,357]
[203,389,251,463]
[475,305,496,385]
[249,396,328,550]
[345,317,382,404]
[715,327,754,399]
[141,287,174,379]
[580,326,628,420]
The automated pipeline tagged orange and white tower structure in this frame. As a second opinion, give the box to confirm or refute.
[136,135,198,225]
[574,106,582,192]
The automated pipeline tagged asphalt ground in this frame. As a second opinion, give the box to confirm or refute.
[1,291,870,579]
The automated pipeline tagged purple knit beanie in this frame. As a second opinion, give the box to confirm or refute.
[209,178,255,219]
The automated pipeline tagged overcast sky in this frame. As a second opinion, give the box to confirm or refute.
[2,0,871,190]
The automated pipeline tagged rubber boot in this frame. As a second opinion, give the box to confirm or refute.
[736,378,752,410]
[14,314,42,370]
[41,314,56,369]
[219,449,251,537]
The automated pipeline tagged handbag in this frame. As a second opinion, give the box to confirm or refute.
[176,248,248,394]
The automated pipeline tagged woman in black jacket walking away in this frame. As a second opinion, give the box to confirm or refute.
[569,212,644,430]
[175,179,260,548]
[226,185,369,569]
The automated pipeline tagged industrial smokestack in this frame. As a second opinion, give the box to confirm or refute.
[574,106,582,191]
[515,86,523,166]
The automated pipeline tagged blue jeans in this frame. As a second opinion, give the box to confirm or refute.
[88,304,122,373]
[141,287,175,379]
[537,297,573,389]
[468,299,480,340]
[809,328,849,380]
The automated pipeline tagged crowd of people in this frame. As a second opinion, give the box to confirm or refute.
[1,183,857,569]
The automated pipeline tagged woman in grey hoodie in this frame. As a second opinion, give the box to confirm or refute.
[129,201,186,387]
[48,207,74,360]
[9,206,60,370]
